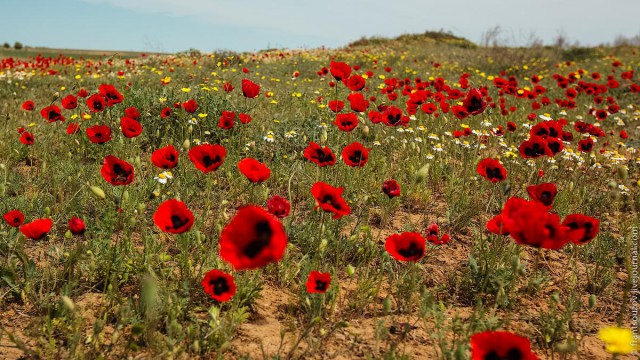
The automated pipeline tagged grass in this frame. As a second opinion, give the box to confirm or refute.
[0,37,638,359]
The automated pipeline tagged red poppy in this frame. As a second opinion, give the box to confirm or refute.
[86,94,106,112]
[22,100,35,111]
[222,82,234,93]
[267,195,290,218]
[101,155,134,186]
[330,61,351,81]
[507,122,517,132]
[20,218,53,240]
[342,142,369,167]
[3,210,25,227]
[218,111,235,129]
[426,223,451,245]
[20,132,34,145]
[219,206,287,270]
[239,113,252,124]
[303,142,336,167]
[241,79,260,98]
[311,182,351,219]
[61,95,78,110]
[68,217,86,235]
[545,137,564,156]
[86,125,112,144]
[452,105,469,119]
[385,232,426,262]
[563,214,600,245]
[98,84,124,106]
[40,105,65,122]
[238,158,271,183]
[153,199,195,234]
[346,75,366,91]
[182,99,198,113]
[188,144,226,173]
[577,138,594,153]
[124,106,140,120]
[347,92,369,112]
[382,106,409,127]
[77,89,89,97]
[462,88,487,115]
[477,158,507,183]
[486,214,509,235]
[306,271,331,294]
[333,113,359,132]
[526,183,557,207]
[519,136,551,158]
[201,269,236,302]
[328,100,345,113]
[151,145,179,169]
[66,123,80,135]
[382,180,401,198]
[470,331,539,360]
[497,197,570,250]
[160,107,172,118]
[120,117,143,138]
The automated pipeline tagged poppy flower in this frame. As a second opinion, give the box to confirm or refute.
[330,61,351,81]
[346,75,366,91]
[519,136,551,158]
[426,223,450,245]
[188,144,226,173]
[347,93,369,112]
[239,113,252,124]
[218,111,235,129]
[342,142,369,168]
[241,79,260,98]
[86,125,112,144]
[66,123,80,135]
[306,271,331,294]
[462,88,487,115]
[86,94,106,112]
[507,122,517,132]
[486,214,509,235]
[577,138,594,153]
[68,217,86,235]
[160,107,172,118]
[563,214,600,245]
[120,117,143,138]
[219,206,287,270]
[22,100,35,111]
[476,158,506,183]
[98,84,124,106]
[470,331,539,360]
[40,105,65,122]
[153,199,195,234]
[333,113,359,132]
[182,99,198,113]
[20,132,34,145]
[545,137,564,156]
[201,269,236,302]
[267,195,290,218]
[77,89,89,97]
[303,142,336,167]
[124,107,140,120]
[382,106,409,127]
[382,180,401,198]
[385,232,426,262]
[151,145,179,169]
[20,218,53,240]
[311,182,351,219]
[526,183,557,207]
[498,197,570,250]
[452,105,469,119]
[101,155,134,186]
[3,210,25,227]
[222,82,234,93]
[61,95,78,110]
[238,158,271,183]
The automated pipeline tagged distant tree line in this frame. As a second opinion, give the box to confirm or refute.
[2,42,24,50]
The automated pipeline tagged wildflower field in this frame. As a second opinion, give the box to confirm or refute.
[0,36,638,359]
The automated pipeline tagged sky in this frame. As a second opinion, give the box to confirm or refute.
[1,0,640,53]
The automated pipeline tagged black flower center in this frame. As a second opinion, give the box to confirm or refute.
[484,347,523,360]
[315,280,328,291]
[202,155,221,167]
[348,150,364,164]
[210,277,229,295]
[170,215,187,229]
[486,167,504,180]
[398,242,423,259]
[243,221,272,259]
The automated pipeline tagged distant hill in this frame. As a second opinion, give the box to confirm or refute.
[346,31,477,49]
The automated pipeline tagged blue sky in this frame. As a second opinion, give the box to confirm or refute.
[1,0,640,53]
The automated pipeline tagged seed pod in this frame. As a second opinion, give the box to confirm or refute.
[89,186,106,200]
[182,139,191,150]
[122,190,130,203]
[616,166,628,180]
[588,294,596,309]
[383,296,392,315]
[347,264,355,277]
[320,129,328,144]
